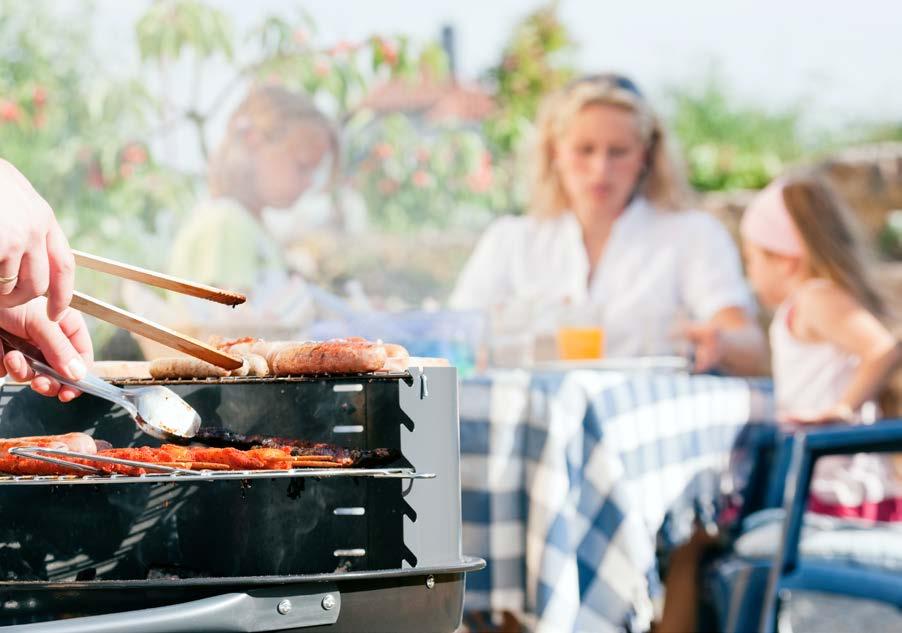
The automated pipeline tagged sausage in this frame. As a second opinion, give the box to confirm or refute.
[0,433,96,454]
[245,353,270,377]
[219,340,294,370]
[0,434,98,475]
[162,338,398,377]
[381,343,410,372]
[271,339,387,375]
[149,357,230,379]
[228,357,251,377]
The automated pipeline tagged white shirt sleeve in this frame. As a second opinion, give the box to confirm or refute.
[678,212,755,321]
[448,216,517,310]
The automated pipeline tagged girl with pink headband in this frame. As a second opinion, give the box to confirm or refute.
[741,174,901,520]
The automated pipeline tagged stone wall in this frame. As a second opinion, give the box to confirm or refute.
[816,142,902,239]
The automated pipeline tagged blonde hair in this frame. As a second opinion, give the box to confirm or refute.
[781,174,887,316]
[529,74,688,217]
[208,84,339,201]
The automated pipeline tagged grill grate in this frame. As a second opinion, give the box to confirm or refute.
[111,371,411,386]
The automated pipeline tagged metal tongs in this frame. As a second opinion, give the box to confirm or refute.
[0,250,249,440]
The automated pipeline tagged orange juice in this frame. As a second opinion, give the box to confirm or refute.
[556,327,604,360]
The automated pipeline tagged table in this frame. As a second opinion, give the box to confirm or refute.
[459,369,774,632]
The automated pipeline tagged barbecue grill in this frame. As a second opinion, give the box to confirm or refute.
[0,367,483,632]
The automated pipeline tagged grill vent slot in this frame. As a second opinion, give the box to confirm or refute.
[333,507,365,516]
[333,549,366,557]
[333,384,363,393]
[333,425,364,434]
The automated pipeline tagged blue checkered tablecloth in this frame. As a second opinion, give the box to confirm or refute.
[459,369,774,633]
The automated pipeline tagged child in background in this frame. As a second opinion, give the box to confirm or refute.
[740,174,901,520]
[170,83,338,291]
[657,175,901,633]
[124,85,340,352]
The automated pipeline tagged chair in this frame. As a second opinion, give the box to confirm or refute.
[704,418,902,633]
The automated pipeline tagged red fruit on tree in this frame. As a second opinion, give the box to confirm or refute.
[32,86,47,107]
[0,99,21,122]
[122,143,148,165]
[374,143,394,159]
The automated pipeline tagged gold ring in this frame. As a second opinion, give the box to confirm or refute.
[0,274,18,285]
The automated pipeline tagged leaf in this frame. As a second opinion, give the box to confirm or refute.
[135,0,234,64]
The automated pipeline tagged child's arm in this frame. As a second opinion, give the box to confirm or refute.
[785,283,900,424]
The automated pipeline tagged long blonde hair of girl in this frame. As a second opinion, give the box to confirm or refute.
[781,174,887,317]
[529,74,689,217]
[208,84,339,202]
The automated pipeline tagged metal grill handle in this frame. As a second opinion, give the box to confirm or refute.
[4,585,341,632]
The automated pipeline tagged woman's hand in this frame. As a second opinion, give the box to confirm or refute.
[680,322,724,372]
[0,298,93,402]
[0,159,75,321]
[680,307,769,376]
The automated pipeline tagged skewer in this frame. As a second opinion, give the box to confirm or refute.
[155,461,231,471]
[290,458,347,468]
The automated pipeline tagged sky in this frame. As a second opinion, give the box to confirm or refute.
[86,0,902,170]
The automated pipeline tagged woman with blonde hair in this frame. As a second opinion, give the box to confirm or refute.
[451,73,767,374]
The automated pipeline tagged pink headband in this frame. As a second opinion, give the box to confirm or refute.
[740,180,804,257]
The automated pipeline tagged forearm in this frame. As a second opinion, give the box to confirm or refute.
[718,324,770,376]
[837,341,901,412]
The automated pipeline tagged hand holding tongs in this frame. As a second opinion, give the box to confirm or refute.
[0,250,248,439]
[0,326,200,440]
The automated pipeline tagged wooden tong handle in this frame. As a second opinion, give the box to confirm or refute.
[70,292,243,371]
[72,250,246,306]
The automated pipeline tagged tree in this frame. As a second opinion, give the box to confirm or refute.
[0,0,193,291]
[483,3,576,156]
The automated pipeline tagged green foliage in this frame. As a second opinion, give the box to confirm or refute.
[136,0,234,63]
[667,74,807,191]
[860,123,902,144]
[0,0,194,273]
[879,210,902,260]
[246,14,446,121]
[349,114,515,231]
[0,0,195,347]
[483,4,576,156]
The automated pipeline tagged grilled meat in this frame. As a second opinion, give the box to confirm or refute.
[0,429,400,476]
[0,435,99,476]
[190,427,400,467]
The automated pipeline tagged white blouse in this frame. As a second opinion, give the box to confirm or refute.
[449,198,754,357]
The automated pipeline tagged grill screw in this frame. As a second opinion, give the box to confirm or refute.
[426,575,435,589]
[277,599,292,615]
[321,594,336,610]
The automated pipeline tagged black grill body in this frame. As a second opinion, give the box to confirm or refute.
[0,367,481,631]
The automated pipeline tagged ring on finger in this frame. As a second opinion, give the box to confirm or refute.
[0,274,17,285]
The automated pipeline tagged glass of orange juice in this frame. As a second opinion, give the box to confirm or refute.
[556,304,604,360]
